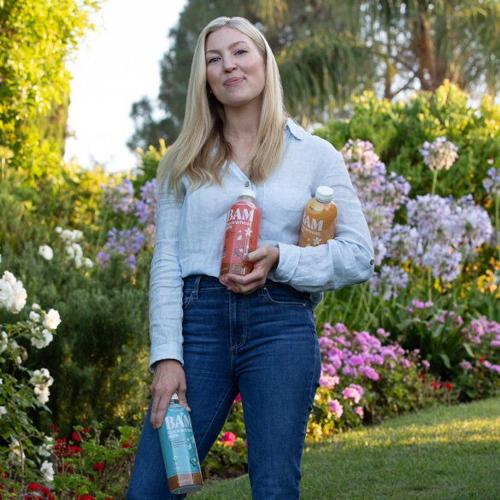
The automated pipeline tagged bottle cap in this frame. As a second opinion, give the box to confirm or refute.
[238,188,256,199]
[315,185,334,203]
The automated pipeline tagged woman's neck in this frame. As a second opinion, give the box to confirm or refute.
[223,97,262,143]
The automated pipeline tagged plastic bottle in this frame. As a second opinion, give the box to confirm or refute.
[298,186,337,247]
[220,188,261,276]
[157,393,203,494]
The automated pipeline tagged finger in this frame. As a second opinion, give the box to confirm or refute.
[177,384,191,412]
[151,392,171,429]
[244,247,268,262]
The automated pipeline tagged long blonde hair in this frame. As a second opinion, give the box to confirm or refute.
[157,16,287,196]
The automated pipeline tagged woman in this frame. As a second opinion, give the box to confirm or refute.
[127,16,373,500]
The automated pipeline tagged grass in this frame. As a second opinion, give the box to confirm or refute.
[192,397,500,499]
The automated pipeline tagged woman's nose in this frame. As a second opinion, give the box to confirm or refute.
[223,57,237,72]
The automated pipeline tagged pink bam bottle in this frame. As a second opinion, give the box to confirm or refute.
[220,188,261,277]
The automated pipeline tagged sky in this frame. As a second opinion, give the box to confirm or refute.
[64,0,187,173]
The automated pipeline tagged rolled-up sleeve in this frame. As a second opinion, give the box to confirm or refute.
[273,138,374,292]
[148,178,185,373]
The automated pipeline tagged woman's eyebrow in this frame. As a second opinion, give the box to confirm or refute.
[206,41,249,54]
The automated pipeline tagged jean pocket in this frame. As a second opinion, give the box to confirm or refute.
[261,286,309,307]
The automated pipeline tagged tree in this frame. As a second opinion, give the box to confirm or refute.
[0,0,99,183]
[128,0,499,147]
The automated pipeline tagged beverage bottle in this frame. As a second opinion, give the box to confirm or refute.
[158,393,203,494]
[298,186,337,247]
[220,188,261,276]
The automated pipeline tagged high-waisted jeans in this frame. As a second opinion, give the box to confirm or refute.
[127,275,321,500]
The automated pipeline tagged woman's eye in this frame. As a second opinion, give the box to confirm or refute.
[235,49,247,55]
[207,57,220,64]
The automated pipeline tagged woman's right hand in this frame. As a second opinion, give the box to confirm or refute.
[150,359,190,429]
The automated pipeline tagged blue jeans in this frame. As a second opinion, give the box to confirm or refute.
[127,275,321,499]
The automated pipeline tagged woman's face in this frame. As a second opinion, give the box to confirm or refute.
[205,27,266,108]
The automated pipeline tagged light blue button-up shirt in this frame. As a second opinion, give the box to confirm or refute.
[149,118,374,371]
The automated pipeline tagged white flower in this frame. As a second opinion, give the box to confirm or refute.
[83,257,94,269]
[40,460,54,482]
[0,377,3,384]
[0,271,27,313]
[55,226,63,234]
[39,436,54,457]
[32,303,41,311]
[0,406,7,416]
[34,386,50,403]
[9,438,25,465]
[74,255,83,269]
[0,331,8,354]
[29,311,41,322]
[43,309,61,330]
[38,245,54,261]
[31,329,53,349]
[15,355,22,366]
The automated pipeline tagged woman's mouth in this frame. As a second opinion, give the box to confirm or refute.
[223,77,244,87]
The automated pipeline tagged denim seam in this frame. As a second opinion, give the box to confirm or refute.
[197,384,234,452]
[262,286,307,307]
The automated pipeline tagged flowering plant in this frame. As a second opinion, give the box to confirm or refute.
[306,323,435,441]
[0,262,60,493]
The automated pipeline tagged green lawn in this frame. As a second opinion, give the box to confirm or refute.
[193,397,500,499]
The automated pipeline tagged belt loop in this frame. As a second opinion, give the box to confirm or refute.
[193,275,202,299]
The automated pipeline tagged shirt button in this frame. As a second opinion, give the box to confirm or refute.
[244,181,250,187]
[370,259,375,265]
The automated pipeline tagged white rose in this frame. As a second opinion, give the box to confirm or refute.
[31,329,53,349]
[0,331,8,354]
[0,271,27,314]
[41,460,54,482]
[29,311,41,322]
[43,309,61,330]
[34,386,50,404]
[32,303,41,310]
[38,245,54,261]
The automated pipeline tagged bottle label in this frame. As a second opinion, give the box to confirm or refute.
[220,200,261,275]
[158,404,201,477]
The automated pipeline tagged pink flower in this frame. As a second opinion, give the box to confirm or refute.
[354,406,364,418]
[319,375,339,389]
[328,399,343,418]
[459,360,472,370]
[342,386,362,403]
[234,393,242,403]
[334,323,348,334]
[220,432,236,447]
[359,366,380,381]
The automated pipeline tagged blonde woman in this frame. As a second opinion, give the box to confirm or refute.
[127,16,373,499]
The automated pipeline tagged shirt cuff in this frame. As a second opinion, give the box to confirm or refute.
[273,242,301,283]
[149,341,184,374]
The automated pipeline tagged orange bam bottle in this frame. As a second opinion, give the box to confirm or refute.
[220,188,261,276]
[298,186,337,247]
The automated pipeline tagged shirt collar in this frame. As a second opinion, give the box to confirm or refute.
[285,117,307,141]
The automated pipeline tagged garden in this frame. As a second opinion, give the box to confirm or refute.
[0,0,498,498]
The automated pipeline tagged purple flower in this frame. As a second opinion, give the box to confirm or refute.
[328,399,343,418]
[104,178,136,214]
[359,366,380,381]
[482,167,499,197]
[342,386,362,403]
[354,406,364,418]
[419,137,458,172]
[319,375,339,389]
[459,360,472,371]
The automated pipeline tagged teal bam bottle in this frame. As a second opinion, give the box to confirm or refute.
[158,393,204,494]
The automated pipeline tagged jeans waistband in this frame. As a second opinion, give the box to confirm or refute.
[183,274,311,301]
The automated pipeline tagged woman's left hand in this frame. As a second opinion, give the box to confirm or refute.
[220,245,279,294]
